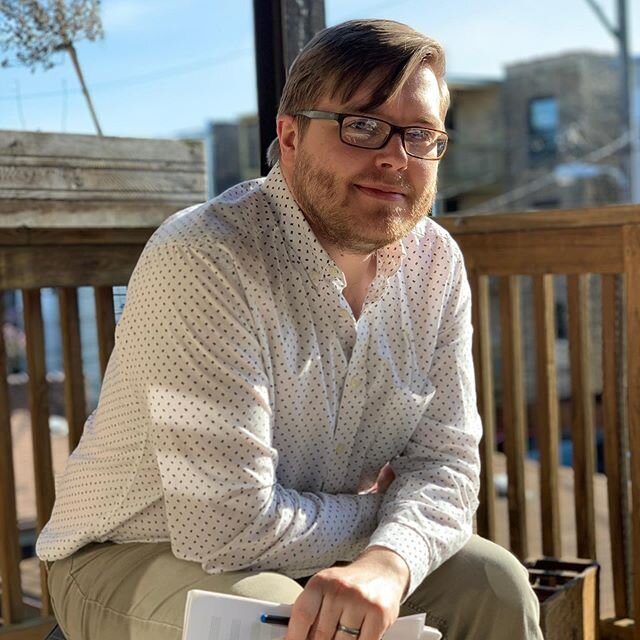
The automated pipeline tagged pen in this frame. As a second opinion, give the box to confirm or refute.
[260,613,290,626]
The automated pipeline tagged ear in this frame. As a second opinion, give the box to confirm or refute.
[277,114,299,172]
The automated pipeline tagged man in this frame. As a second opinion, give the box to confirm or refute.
[38,19,542,640]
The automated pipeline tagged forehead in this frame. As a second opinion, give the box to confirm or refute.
[324,64,444,128]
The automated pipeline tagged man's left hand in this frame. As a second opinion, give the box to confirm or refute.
[285,546,410,640]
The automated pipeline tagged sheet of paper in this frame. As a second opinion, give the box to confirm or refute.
[182,590,442,640]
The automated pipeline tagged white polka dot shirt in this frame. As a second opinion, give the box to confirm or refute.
[37,164,481,597]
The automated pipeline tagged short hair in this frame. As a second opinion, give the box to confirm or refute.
[267,19,450,167]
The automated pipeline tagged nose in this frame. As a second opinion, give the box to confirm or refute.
[374,131,409,170]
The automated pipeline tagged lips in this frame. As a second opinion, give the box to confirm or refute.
[355,184,407,201]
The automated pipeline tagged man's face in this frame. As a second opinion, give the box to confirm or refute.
[279,64,444,255]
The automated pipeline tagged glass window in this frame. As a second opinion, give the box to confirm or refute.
[528,96,558,164]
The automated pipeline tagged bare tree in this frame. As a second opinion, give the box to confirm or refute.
[0,0,104,135]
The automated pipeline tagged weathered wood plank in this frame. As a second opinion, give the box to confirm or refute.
[0,297,25,624]
[0,167,205,199]
[0,226,154,246]
[623,224,640,637]
[21,289,53,616]
[601,273,630,619]
[454,227,624,275]
[0,129,204,164]
[498,275,528,559]
[58,288,86,451]
[0,155,203,173]
[439,204,640,235]
[532,274,561,557]
[0,200,192,229]
[470,272,496,540]
[0,246,144,289]
[94,287,116,379]
[0,188,204,202]
[566,274,597,560]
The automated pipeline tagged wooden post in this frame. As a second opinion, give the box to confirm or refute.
[253,0,325,176]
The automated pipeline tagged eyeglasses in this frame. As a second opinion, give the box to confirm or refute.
[295,110,448,160]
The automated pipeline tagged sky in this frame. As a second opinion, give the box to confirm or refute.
[0,0,637,139]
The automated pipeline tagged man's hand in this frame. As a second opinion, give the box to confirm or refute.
[358,463,396,495]
[285,547,409,640]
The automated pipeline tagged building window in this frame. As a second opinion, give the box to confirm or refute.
[528,97,558,165]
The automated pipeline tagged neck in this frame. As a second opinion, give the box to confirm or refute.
[319,237,377,319]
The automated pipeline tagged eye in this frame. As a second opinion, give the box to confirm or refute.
[405,128,438,144]
[345,117,381,133]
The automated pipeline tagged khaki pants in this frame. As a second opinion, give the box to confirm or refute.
[48,535,542,639]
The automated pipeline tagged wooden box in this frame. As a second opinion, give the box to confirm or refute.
[526,558,599,640]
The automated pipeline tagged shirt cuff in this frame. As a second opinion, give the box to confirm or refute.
[366,522,431,598]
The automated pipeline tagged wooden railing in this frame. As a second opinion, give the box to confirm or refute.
[0,227,153,638]
[0,204,638,638]
[440,204,640,639]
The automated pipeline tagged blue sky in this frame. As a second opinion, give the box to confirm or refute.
[0,0,637,138]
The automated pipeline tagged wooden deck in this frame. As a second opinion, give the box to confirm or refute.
[7,408,616,618]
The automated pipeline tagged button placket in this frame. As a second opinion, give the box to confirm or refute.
[324,316,370,491]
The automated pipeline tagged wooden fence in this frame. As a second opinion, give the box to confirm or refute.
[0,204,639,638]
[0,129,206,638]
[439,204,640,639]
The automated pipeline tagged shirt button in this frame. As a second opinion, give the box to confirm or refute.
[335,442,347,455]
[351,375,364,388]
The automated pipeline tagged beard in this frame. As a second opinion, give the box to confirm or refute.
[290,150,437,255]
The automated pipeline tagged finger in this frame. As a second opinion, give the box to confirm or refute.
[335,617,366,640]
[309,594,345,639]
[356,605,388,640]
[285,586,323,640]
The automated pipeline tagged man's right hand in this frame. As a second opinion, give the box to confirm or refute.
[285,546,408,640]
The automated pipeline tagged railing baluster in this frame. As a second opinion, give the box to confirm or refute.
[532,274,561,557]
[623,224,640,631]
[94,286,116,379]
[0,295,25,624]
[58,287,86,450]
[470,272,496,541]
[22,288,54,616]
[566,274,596,560]
[602,273,630,619]
[498,275,528,559]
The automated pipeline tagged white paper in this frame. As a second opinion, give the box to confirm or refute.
[182,590,442,640]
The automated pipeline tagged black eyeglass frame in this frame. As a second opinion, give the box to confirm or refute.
[294,110,448,160]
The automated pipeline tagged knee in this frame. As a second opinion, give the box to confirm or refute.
[455,536,539,618]
[229,571,304,604]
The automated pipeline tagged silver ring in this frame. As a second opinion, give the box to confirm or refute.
[337,623,361,637]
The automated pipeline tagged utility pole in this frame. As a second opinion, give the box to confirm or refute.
[584,0,637,202]
[253,0,326,176]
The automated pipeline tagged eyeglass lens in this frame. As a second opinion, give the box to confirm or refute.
[340,115,445,159]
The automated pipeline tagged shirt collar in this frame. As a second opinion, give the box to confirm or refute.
[263,163,407,287]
